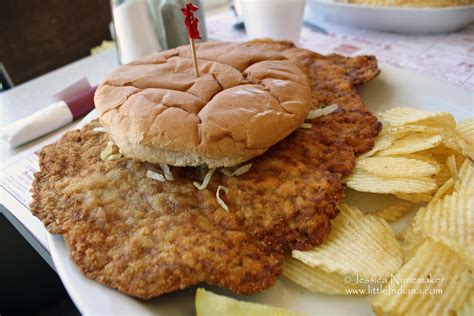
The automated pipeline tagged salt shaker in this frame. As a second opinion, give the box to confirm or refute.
[111,0,162,64]
[160,0,207,49]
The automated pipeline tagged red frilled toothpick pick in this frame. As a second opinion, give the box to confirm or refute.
[181,2,201,77]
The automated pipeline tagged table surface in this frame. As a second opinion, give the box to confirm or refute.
[1,4,473,268]
[0,49,119,162]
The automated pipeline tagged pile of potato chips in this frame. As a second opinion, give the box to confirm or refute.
[348,107,472,203]
[283,107,473,315]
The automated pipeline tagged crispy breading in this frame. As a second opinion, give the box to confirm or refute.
[250,39,380,112]
[30,41,381,298]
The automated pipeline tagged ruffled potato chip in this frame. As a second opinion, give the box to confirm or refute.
[357,132,401,159]
[454,159,473,193]
[445,155,459,179]
[456,290,474,316]
[375,133,444,156]
[347,169,437,194]
[430,178,455,203]
[452,118,474,160]
[372,240,472,316]
[444,129,474,160]
[395,192,433,202]
[379,107,456,129]
[398,153,440,164]
[399,222,425,262]
[434,163,452,188]
[357,157,439,178]
[383,125,444,134]
[413,190,474,264]
[456,118,474,141]
[292,204,402,278]
[282,257,365,295]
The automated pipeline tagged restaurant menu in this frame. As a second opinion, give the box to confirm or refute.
[206,11,474,92]
[1,147,48,248]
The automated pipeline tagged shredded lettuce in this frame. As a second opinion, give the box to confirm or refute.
[216,185,229,212]
[307,103,339,120]
[220,168,233,177]
[232,163,252,176]
[193,168,216,190]
[146,170,166,182]
[159,163,174,181]
[107,153,122,161]
[92,127,107,133]
[221,163,253,177]
[300,123,312,129]
[100,141,115,161]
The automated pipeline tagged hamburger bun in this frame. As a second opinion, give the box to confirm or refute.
[94,41,312,167]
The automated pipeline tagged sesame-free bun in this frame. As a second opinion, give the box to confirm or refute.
[94,41,312,167]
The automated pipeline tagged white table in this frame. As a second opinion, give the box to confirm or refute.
[0,49,119,161]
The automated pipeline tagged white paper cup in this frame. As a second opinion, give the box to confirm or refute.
[240,0,306,43]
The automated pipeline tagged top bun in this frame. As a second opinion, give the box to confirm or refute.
[94,41,312,167]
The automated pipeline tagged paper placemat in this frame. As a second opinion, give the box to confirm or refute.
[206,10,474,91]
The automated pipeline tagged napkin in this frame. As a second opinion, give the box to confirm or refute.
[1,79,97,147]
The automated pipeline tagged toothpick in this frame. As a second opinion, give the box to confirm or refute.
[181,2,202,78]
[189,38,199,77]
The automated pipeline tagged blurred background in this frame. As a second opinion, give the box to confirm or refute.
[0,0,230,91]
[0,1,112,87]
[1,0,473,92]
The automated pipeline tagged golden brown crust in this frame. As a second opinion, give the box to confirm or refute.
[30,129,106,234]
[248,39,380,112]
[95,42,313,167]
[55,133,284,297]
[31,40,382,299]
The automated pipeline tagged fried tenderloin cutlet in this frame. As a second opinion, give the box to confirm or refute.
[31,42,381,299]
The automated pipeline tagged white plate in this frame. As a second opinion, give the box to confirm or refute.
[47,64,473,315]
[305,0,474,34]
